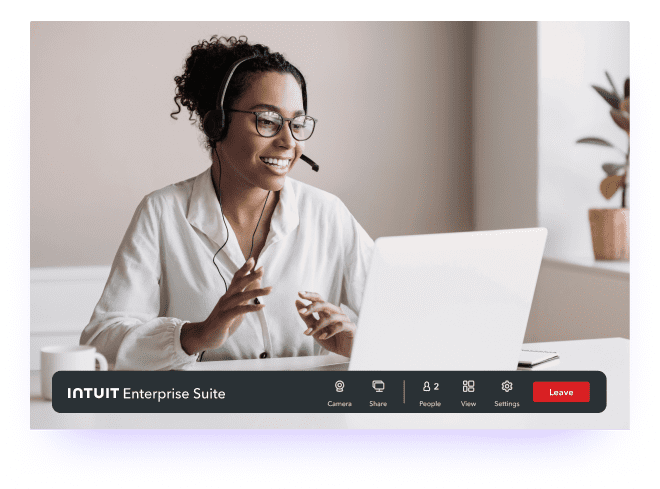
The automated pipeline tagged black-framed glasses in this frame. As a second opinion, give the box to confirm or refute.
[227,109,317,141]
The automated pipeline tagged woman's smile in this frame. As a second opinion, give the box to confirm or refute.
[260,156,292,170]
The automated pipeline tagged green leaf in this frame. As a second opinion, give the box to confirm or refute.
[605,71,621,99]
[577,137,614,147]
[592,85,620,110]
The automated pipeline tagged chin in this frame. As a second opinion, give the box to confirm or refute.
[256,174,287,193]
[260,163,296,191]
[269,176,287,191]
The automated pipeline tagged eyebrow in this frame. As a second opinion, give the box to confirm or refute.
[248,104,305,117]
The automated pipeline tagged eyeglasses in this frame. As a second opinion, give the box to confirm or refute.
[227,109,317,141]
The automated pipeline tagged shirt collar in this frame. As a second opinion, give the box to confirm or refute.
[187,167,300,249]
[268,173,300,242]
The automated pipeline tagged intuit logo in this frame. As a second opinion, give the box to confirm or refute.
[68,387,120,399]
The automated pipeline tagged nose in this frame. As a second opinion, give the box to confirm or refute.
[274,120,297,149]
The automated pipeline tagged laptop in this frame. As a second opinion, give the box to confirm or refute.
[346,227,547,371]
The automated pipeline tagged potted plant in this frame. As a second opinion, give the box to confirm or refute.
[577,71,630,261]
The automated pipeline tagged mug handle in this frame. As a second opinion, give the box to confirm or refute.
[95,352,108,371]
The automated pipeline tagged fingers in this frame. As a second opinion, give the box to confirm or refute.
[225,287,272,310]
[298,291,324,303]
[297,297,340,316]
[226,303,265,317]
[307,313,347,336]
[297,291,342,319]
[225,258,256,295]
[236,257,257,278]
[296,298,348,337]
[228,265,265,295]
[295,299,315,321]
[317,322,344,340]
[243,270,262,293]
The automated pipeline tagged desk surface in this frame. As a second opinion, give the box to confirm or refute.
[185,352,351,371]
[30,338,629,429]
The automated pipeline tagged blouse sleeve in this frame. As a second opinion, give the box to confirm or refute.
[338,200,375,316]
[79,194,198,371]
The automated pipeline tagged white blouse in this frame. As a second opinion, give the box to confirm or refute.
[80,167,374,370]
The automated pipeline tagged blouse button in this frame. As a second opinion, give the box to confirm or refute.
[259,352,268,359]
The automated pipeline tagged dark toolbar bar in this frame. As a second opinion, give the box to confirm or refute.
[53,371,606,413]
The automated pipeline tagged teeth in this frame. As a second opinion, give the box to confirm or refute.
[262,157,290,167]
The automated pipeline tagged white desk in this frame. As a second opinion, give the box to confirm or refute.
[186,352,351,371]
[30,338,629,429]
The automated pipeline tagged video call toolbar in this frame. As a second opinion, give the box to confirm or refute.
[53,371,606,413]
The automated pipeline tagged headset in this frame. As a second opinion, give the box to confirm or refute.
[202,54,319,171]
[197,54,318,361]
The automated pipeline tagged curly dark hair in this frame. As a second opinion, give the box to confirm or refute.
[171,35,307,150]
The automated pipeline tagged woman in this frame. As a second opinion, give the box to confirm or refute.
[80,36,374,370]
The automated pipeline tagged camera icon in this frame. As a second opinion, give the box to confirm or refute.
[335,380,345,392]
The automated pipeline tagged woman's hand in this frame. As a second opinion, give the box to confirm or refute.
[295,291,356,358]
[180,258,271,355]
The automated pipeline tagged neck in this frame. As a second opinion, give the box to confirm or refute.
[211,152,278,228]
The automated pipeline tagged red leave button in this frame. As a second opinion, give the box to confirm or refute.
[533,382,590,402]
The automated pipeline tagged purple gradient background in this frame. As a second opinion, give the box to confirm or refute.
[18,59,642,470]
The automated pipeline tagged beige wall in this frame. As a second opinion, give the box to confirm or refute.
[31,22,474,267]
[472,22,538,231]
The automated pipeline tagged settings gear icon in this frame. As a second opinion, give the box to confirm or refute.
[502,380,513,393]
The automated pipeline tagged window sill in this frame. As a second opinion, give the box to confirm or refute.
[542,254,630,279]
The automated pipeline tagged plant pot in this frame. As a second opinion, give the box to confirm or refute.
[588,208,629,261]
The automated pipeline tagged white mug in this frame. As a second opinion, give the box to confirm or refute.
[40,345,108,400]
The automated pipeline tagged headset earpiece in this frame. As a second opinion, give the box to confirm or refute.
[202,109,225,142]
[202,55,259,144]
